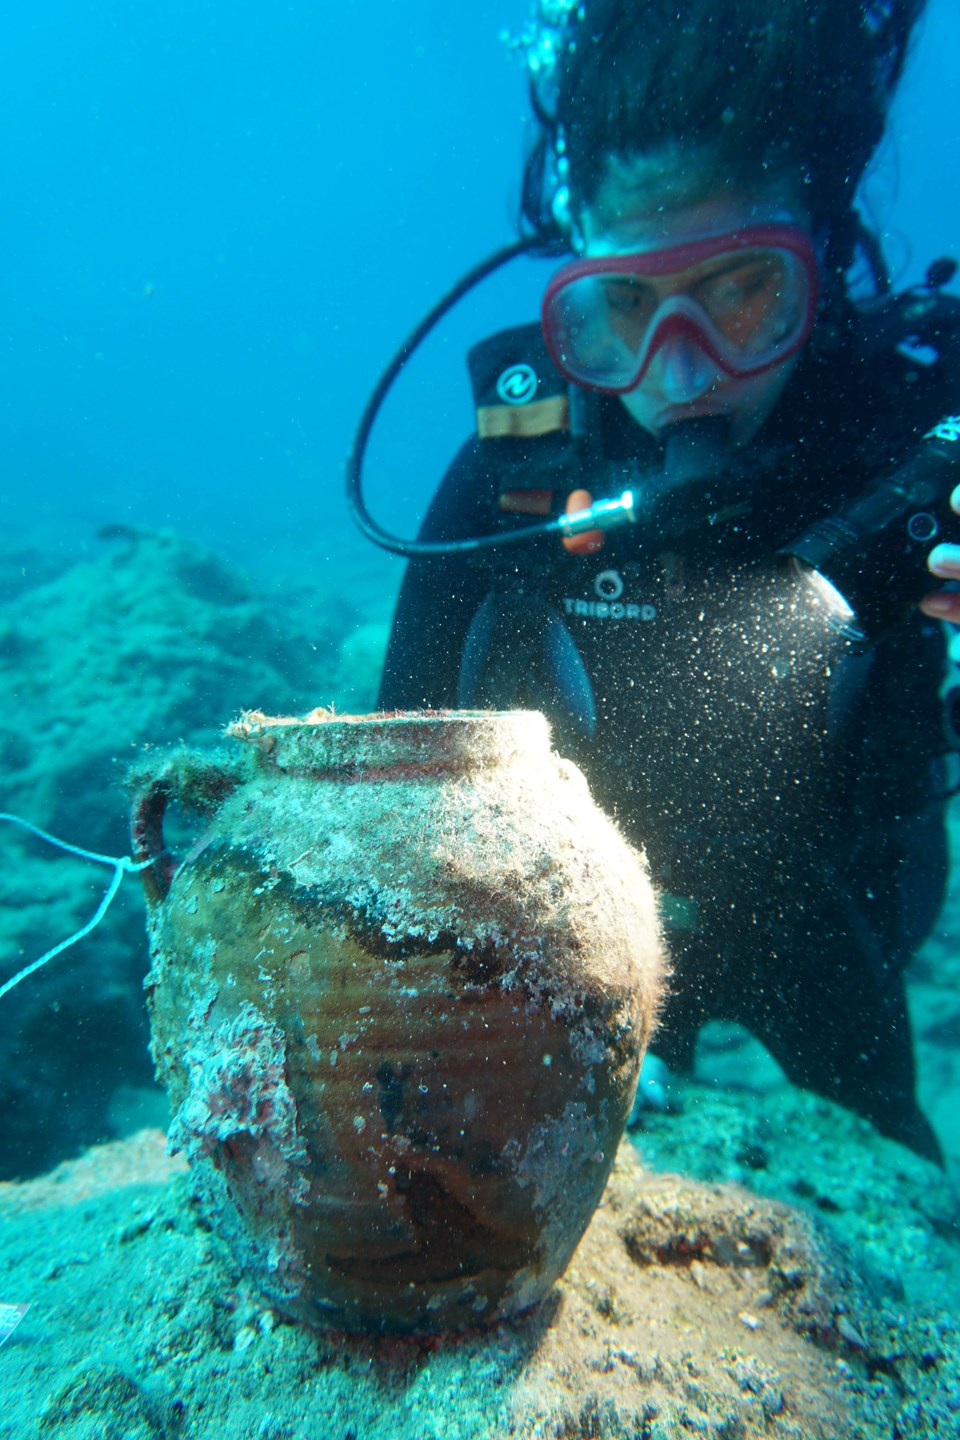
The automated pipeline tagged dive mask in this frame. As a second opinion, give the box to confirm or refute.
[541,223,820,393]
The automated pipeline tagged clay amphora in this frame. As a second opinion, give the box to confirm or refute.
[132,708,665,1334]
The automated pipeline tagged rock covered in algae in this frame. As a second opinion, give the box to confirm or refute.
[136,708,666,1333]
[0,527,349,1183]
[5,1122,956,1440]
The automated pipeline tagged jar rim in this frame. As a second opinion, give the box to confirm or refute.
[227,708,552,774]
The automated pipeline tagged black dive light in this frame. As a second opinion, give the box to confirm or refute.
[781,417,960,643]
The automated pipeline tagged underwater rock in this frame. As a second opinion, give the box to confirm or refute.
[0,527,344,855]
[5,1118,958,1439]
[0,527,347,1181]
[38,1363,163,1440]
[133,708,666,1333]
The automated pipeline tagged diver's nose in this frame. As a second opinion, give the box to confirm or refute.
[653,332,720,404]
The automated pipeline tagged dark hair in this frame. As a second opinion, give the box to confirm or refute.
[522,0,928,243]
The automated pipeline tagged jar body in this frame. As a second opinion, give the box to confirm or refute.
[136,710,665,1334]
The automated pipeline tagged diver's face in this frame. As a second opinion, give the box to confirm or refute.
[578,151,816,446]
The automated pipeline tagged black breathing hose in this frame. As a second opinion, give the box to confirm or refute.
[345,233,571,558]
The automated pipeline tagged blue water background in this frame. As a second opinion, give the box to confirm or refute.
[1,0,959,587]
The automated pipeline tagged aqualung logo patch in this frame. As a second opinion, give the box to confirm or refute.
[563,569,656,622]
[496,364,538,405]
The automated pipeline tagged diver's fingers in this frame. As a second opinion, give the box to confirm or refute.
[928,542,960,580]
[921,544,960,617]
[919,587,960,622]
[922,522,960,624]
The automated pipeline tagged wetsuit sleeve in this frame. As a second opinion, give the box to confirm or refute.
[377,440,493,710]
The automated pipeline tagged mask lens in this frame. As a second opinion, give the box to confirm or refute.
[545,273,655,389]
[692,250,804,357]
[542,230,817,392]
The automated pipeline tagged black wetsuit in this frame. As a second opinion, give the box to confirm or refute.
[379,307,956,1163]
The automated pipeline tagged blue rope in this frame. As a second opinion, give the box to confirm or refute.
[0,812,159,1001]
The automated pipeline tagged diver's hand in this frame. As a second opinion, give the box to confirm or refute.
[919,484,960,622]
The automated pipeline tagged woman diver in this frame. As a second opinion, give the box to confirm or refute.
[375,0,960,1162]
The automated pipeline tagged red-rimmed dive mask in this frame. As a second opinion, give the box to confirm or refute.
[541,224,821,394]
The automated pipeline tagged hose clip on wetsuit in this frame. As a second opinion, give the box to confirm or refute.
[782,415,960,644]
[553,415,735,553]
[554,413,764,558]
[557,489,637,540]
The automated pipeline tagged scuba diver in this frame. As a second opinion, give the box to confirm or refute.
[367,0,960,1163]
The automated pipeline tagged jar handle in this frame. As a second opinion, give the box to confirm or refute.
[130,755,243,908]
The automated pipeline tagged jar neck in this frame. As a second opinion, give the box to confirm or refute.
[227,709,552,777]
